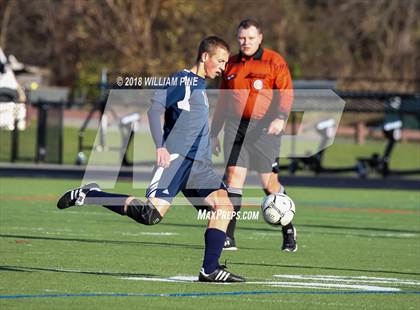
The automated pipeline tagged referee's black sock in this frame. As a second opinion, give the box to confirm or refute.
[85,190,128,215]
[226,187,243,240]
[281,185,287,195]
[282,222,294,232]
[270,157,287,195]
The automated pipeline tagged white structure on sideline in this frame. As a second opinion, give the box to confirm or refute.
[0,48,26,131]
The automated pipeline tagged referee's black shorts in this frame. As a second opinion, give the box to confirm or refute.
[223,118,281,173]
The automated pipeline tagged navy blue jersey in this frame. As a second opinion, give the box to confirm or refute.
[148,69,211,161]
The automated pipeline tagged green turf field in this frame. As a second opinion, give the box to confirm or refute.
[0,177,419,309]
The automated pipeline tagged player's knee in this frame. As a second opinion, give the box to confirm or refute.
[126,199,162,225]
[213,200,234,215]
[206,189,234,217]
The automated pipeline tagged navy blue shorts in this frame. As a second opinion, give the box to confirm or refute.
[146,153,226,204]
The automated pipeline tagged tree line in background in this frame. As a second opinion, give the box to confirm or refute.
[1,0,419,92]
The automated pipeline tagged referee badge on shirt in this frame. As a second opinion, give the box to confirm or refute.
[253,79,263,90]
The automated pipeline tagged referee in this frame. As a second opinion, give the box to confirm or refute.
[210,19,297,252]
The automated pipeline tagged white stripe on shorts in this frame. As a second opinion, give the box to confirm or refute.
[147,153,180,198]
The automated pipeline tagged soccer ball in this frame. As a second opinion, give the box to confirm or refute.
[261,193,295,226]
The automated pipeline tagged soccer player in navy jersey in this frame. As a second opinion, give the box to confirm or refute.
[57,36,245,282]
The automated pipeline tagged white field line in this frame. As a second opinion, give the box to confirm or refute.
[362,233,417,238]
[170,276,199,281]
[273,275,420,286]
[266,282,400,291]
[121,275,402,291]
[265,284,332,290]
[121,232,179,236]
[122,276,197,283]
[252,231,418,238]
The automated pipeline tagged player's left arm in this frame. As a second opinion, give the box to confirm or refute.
[267,62,294,135]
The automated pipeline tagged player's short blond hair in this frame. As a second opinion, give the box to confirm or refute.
[196,36,230,62]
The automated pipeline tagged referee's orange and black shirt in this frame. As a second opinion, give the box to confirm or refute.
[211,47,293,136]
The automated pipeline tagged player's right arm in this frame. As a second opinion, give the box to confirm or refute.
[148,89,171,168]
[148,76,187,167]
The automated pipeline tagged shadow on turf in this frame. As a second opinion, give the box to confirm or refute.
[0,234,204,250]
[231,261,420,277]
[0,265,155,277]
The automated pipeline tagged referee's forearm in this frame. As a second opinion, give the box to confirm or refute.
[210,118,224,138]
[210,103,226,137]
[278,89,294,119]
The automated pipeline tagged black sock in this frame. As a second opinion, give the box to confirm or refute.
[202,228,226,274]
[282,222,294,232]
[85,190,128,215]
[226,188,242,240]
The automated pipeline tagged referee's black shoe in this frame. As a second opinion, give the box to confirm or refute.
[198,265,245,283]
[223,236,238,251]
[282,224,298,252]
[57,183,101,209]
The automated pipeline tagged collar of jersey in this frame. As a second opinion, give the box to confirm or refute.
[183,69,205,81]
[237,46,264,62]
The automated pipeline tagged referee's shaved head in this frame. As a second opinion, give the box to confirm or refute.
[237,19,262,34]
